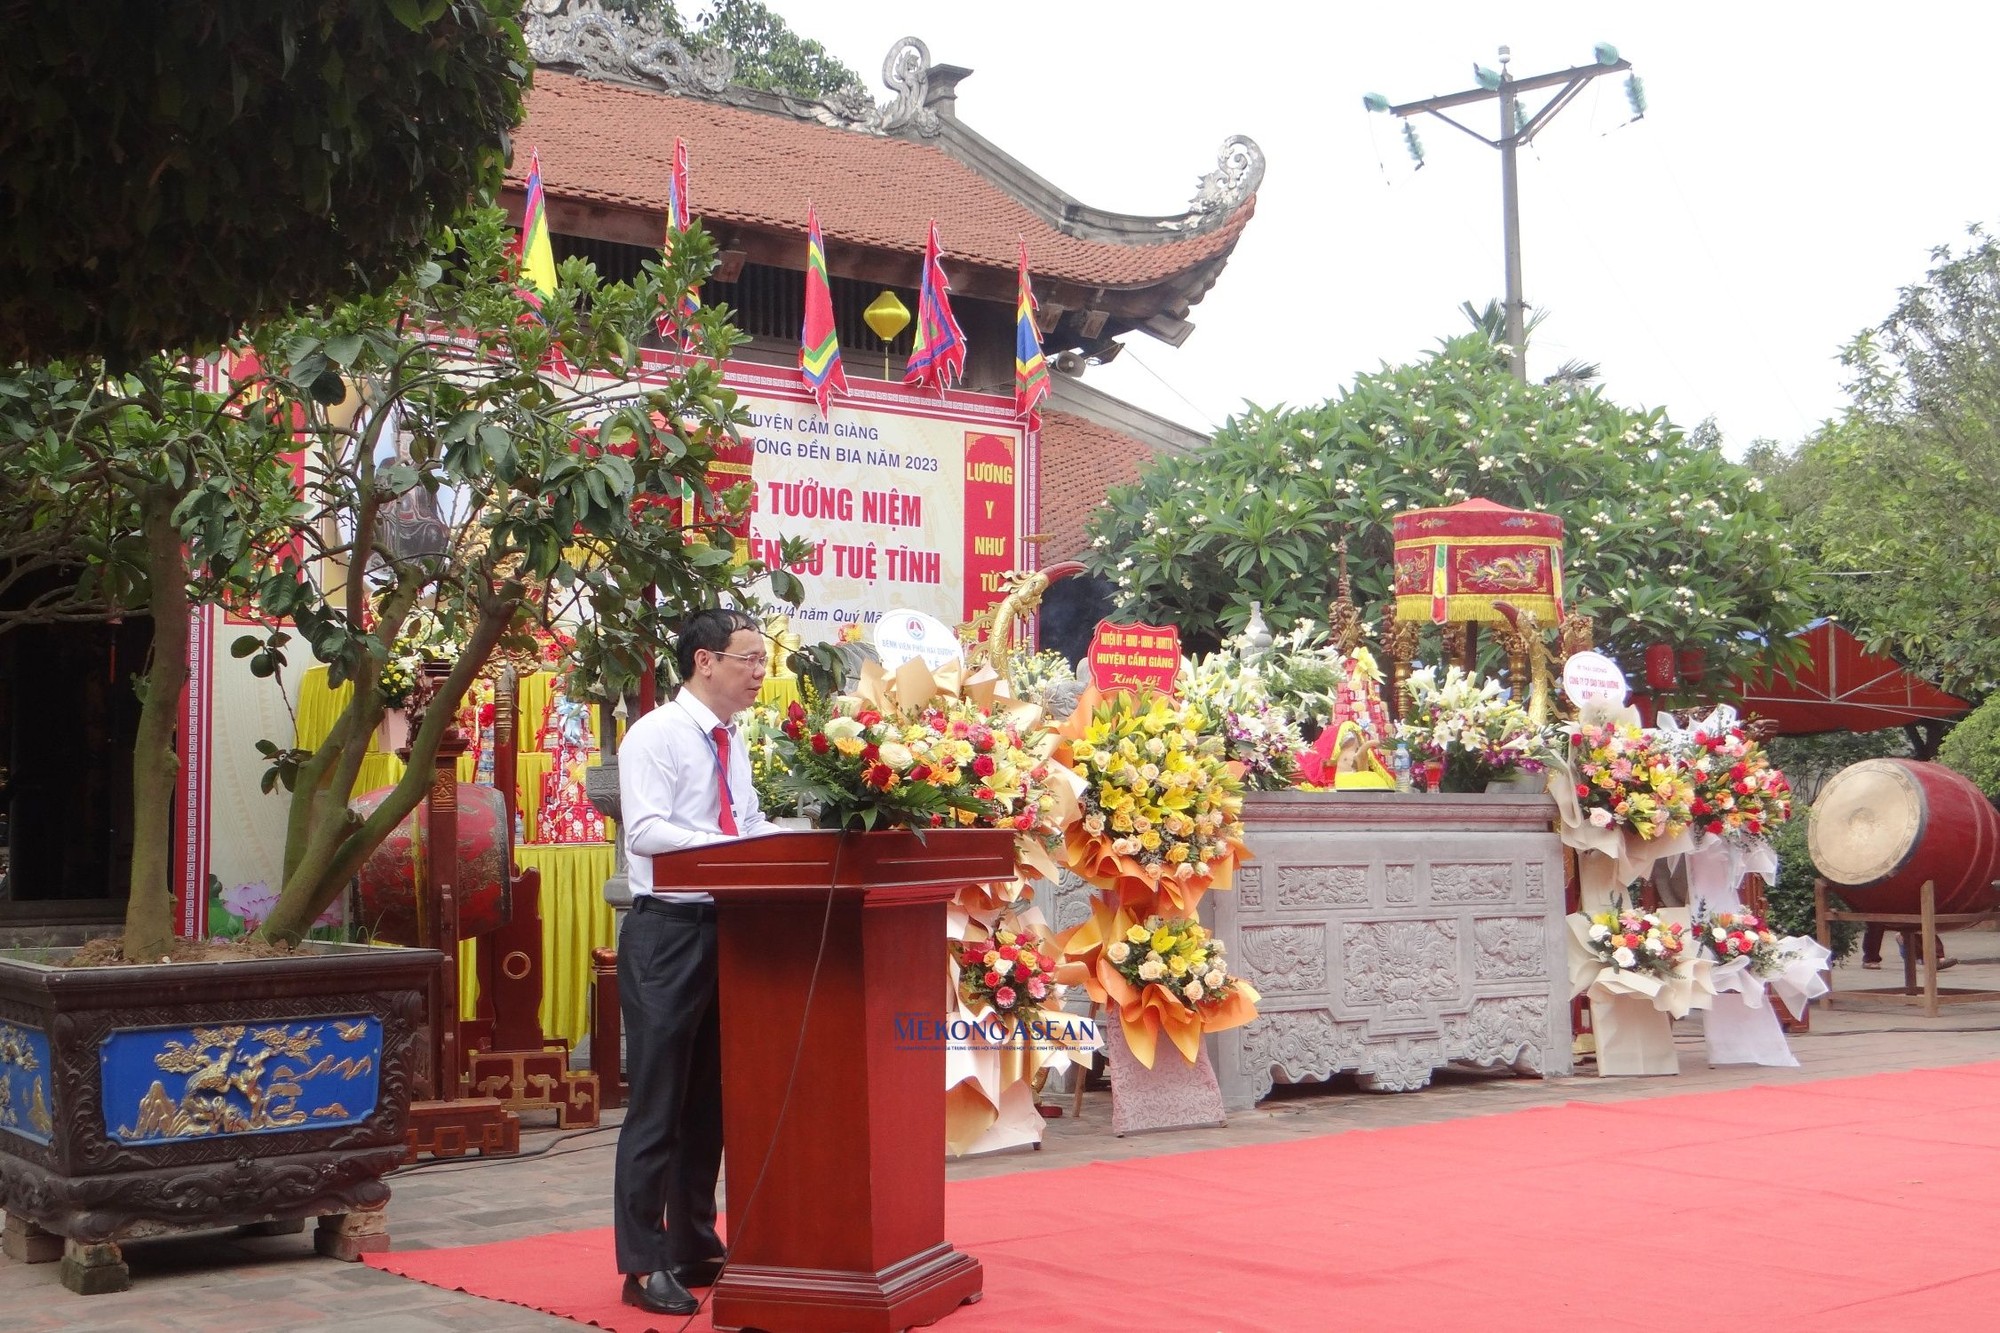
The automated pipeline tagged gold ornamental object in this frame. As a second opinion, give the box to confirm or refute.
[862,289,912,376]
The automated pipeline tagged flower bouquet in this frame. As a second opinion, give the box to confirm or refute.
[1694,908,1781,976]
[954,925,1060,1025]
[1564,721,1694,841]
[1566,897,1707,1076]
[741,700,802,819]
[1180,649,1305,790]
[1684,726,1792,843]
[1056,686,1249,916]
[1059,899,1260,1067]
[1395,665,1546,792]
[773,657,1072,883]
[783,689,1054,834]
[1581,904,1690,981]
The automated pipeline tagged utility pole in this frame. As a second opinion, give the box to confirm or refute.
[1368,45,1636,381]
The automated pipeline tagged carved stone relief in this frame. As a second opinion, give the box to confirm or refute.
[1428,862,1513,903]
[1472,916,1548,981]
[1237,864,1264,910]
[1227,1009,1368,1106]
[1355,1037,1445,1093]
[1442,996,1548,1074]
[1341,919,1460,1020]
[1213,811,1570,1109]
[1385,863,1416,905]
[1236,925,1327,994]
[1277,865,1369,908]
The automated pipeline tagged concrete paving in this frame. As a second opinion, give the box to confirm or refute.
[8,930,2000,1330]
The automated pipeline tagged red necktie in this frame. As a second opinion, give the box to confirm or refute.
[711,724,739,835]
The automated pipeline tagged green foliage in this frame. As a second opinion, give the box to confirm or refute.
[622,0,864,98]
[1763,808,1859,962]
[1766,728,1912,804]
[1083,329,1814,687]
[1,204,811,947]
[0,1,527,365]
[1938,694,2000,801]
[1762,230,2000,700]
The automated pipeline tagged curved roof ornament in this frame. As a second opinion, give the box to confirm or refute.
[525,0,734,95]
[1160,136,1266,231]
[807,37,941,138]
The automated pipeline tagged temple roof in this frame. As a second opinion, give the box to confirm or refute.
[512,10,1262,354]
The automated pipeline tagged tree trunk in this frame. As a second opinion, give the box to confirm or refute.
[255,594,519,944]
[121,488,191,961]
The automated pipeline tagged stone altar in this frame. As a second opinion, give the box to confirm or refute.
[1210,791,1571,1108]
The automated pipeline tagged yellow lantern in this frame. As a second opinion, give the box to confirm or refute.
[862,289,911,376]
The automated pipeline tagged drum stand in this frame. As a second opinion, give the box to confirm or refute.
[1816,879,2000,1018]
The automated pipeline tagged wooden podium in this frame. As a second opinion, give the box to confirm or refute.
[651,827,1015,1333]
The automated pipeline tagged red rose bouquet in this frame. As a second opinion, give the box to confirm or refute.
[779,685,1062,838]
[1694,907,1782,976]
[1683,726,1792,842]
[955,925,1060,1022]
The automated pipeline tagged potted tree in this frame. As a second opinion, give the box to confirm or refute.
[0,205,805,1289]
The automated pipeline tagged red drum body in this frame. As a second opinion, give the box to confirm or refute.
[1809,759,2000,915]
[350,783,513,946]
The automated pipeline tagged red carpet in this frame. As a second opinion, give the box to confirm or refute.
[367,1062,2000,1332]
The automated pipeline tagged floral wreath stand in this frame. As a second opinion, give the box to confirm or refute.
[1062,896,1256,1135]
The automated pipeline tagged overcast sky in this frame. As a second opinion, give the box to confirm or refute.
[759,1,1999,452]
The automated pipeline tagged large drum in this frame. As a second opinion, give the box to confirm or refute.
[350,782,514,946]
[1809,759,2000,915]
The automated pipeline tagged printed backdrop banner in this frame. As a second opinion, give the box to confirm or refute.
[624,359,1029,644]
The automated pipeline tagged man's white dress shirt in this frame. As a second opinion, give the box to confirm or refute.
[619,690,772,903]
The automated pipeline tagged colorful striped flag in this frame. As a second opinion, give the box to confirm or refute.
[799,205,849,416]
[517,149,558,316]
[1014,241,1050,431]
[903,220,966,392]
[656,137,702,347]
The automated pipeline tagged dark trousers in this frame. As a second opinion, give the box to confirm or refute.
[613,899,724,1276]
[1861,923,1946,964]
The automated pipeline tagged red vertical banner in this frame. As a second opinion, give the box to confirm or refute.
[174,605,213,940]
[961,431,1018,626]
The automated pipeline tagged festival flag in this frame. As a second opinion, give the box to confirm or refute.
[517,149,559,315]
[799,205,849,416]
[1014,241,1050,431]
[656,137,702,346]
[903,220,966,391]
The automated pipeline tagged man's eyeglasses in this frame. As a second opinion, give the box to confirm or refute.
[708,649,768,668]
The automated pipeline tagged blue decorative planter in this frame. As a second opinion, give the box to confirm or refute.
[0,943,438,1292]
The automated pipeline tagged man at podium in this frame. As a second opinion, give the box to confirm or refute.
[613,607,773,1316]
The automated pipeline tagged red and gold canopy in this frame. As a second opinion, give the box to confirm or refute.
[1391,498,1564,625]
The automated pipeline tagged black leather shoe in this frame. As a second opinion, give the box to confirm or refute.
[623,1269,698,1316]
[673,1256,726,1288]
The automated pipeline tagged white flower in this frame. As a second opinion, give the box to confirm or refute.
[1588,922,1611,942]
[1183,980,1206,1002]
[1138,958,1167,981]
[1205,970,1227,988]
[823,716,864,743]
[1107,941,1131,963]
[1612,946,1637,968]
[877,741,914,771]
[1587,808,1614,829]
